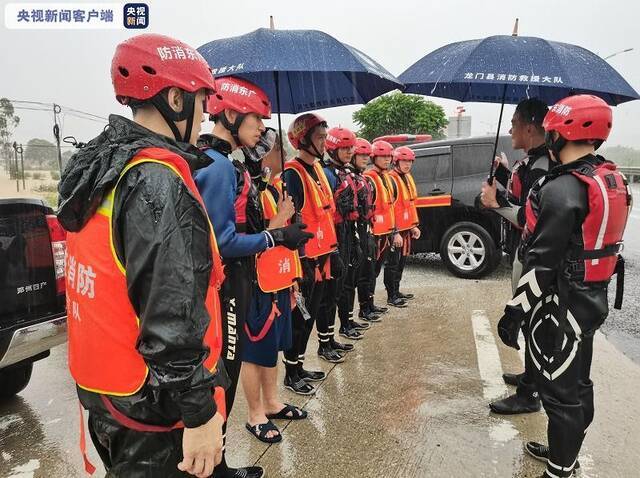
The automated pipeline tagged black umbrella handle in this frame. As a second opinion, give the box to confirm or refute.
[273,72,287,194]
[488,85,508,185]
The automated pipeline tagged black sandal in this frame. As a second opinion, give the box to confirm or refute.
[245,420,282,444]
[266,403,308,420]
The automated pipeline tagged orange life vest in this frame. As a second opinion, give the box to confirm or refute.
[365,169,396,236]
[389,170,419,231]
[285,159,338,258]
[257,176,303,293]
[66,148,225,405]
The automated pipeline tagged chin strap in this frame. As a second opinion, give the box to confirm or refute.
[545,131,567,163]
[218,110,246,146]
[150,91,196,143]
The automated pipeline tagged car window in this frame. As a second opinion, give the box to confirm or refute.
[453,144,494,177]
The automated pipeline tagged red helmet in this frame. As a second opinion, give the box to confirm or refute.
[206,77,271,119]
[371,140,394,158]
[111,33,215,104]
[288,113,327,149]
[354,138,373,156]
[326,127,357,151]
[543,95,612,142]
[393,146,416,162]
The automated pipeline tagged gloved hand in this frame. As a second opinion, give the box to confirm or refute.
[330,251,345,279]
[270,223,314,250]
[336,186,356,218]
[497,311,522,350]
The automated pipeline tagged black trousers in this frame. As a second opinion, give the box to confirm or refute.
[88,412,190,478]
[284,255,328,376]
[373,234,391,300]
[356,232,376,309]
[383,231,410,298]
[528,290,605,477]
[216,260,251,472]
[326,222,358,330]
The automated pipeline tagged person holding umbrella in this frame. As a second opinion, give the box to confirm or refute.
[498,95,632,478]
[195,76,312,477]
[479,98,552,416]
[385,146,421,304]
[365,141,407,309]
[283,113,342,394]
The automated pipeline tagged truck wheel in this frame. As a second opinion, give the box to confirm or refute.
[0,363,33,400]
[440,221,498,279]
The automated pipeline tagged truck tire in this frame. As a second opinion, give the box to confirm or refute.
[0,362,33,400]
[440,221,499,279]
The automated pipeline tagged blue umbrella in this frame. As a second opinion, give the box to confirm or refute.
[399,35,639,105]
[399,35,640,178]
[198,27,402,180]
[198,28,402,114]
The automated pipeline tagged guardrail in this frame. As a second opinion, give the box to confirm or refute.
[619,166,640,183]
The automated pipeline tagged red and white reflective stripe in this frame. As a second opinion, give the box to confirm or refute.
[591,174,610,266]
[415,195,452,208]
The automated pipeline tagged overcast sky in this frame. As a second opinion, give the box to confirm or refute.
[1,0,639,152]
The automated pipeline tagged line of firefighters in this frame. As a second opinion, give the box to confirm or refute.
[57,33,632,478]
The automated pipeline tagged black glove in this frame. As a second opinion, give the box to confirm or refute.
[270,223,314,250]
[336,186,356,218]
[329,251,345,279]
[497,311,522,350]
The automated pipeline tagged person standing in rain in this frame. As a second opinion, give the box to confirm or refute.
[282,113,340,394]
[385,146,421,304]
[195,76,312,477]
[240,129,309,443]
[59,34,226,478]
[480,98,552,415]
[498,95,631,478]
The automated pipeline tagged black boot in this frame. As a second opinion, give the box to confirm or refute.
[298,367,326,382]
[489,393,541,415]
[330,337,354,352]
[525,442,580,471]
[358,304,382,322]
[387,295,408,308]
[370,304,388,314]
[339,325,364,340]
[213,466,265,478]
[502,372,524,386]
[318,344,345,363]
[284,373,315,395]
[349,319,370,330]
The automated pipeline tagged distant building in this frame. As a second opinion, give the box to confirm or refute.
[447,115,472,138]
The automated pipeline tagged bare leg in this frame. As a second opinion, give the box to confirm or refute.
[240,362,278,439]
[261,365,287,416]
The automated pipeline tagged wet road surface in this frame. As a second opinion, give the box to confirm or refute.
[2,255,640,477]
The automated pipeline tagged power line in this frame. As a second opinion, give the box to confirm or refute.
[6,99,108,122]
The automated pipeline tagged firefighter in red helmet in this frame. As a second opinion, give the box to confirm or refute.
[58,33,226,478]
[385,146,421,304]
[498,95,632,478]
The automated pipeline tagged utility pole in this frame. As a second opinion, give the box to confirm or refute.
[53,103,63,174]
[12,142,19,193]
[18,144,25,190]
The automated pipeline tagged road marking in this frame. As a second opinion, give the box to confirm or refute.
[471,310,508,401]
[472,310,520,444]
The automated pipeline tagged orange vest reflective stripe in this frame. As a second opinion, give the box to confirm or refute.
[66,147,225,399]
[365,169,395,236]
[390,170,419,231]
[257,177,303,292]
[285,159,338,258]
